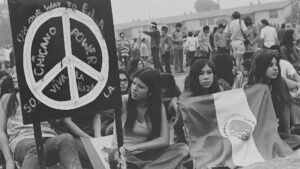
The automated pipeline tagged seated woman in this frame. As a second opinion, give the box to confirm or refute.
[181,59,220,98]
[109,67,189,169]
[0,75,82,169]
[174,59,221,144]
[247,49,300,149]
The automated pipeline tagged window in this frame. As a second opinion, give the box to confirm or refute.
[207,17,214,25]
[200,18,206,26]
[269,10,278,18]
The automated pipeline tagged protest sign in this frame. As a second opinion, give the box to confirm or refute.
[8,0,121,124]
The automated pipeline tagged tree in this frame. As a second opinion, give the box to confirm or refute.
[0,4,12,46]
[285,1,300,24]
[194,0,220,13]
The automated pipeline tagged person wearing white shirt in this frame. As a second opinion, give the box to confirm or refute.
[224,11,248,72]
[260,19,278,49]
[185,31,198,66]
[279,58,300,99]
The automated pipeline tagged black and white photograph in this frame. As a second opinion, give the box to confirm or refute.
[1,0,300,169]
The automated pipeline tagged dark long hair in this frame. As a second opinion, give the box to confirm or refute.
[248,50,292,115]
[124,68,162,140]
[160,73,181,98]
[212,54,235,86]
[189,59,220,96]
[0,76,18,118]
[281,29,294,48]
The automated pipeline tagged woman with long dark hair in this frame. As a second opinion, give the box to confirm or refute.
[188,59,220,96]
[247,50,300,149]
[280,29,299,64]
[109,67,189,169]
[174,59,221,144]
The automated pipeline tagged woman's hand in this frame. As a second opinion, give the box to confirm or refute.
[125,145,138,153]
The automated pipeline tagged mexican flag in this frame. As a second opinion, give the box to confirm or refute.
[178,84,293,169]
[81,135,114,169]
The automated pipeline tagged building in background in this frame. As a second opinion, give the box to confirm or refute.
[115,0,298,39]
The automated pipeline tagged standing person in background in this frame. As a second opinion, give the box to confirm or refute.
[194,30,202,58]
[116,32,132,69]
[278,23,286,46]
[140,38,151,62]
[209,27,218,54]
[214,24,228,54]
[172,23,185,73]
[160,26,173,74]
[198,25,212,60]
[142,22,162,72]
[132,37,141,60]
[224,11,248,72]
[185,31,198,66]
[260,19,278,49]
[244,16,259,54]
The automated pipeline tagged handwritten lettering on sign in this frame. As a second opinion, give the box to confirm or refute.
[32,27,57,76]
[18,2,110,111]
[103,85,116,98]
[71,28,98,65]
[16,1,105,44]
[76,71,95,93]
[23,97,38,113]
[49,74,68,93]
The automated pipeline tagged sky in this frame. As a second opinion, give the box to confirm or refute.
[111,0,284,24]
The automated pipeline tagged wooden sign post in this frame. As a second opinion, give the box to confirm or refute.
[8,0,122,168]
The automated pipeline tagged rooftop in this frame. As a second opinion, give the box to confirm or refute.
[115,0,294,30]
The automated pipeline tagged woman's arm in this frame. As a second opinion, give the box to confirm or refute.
[62,117,92,138]
[93,113,101,137]
[127,104,169,152]
[0,98,15,169]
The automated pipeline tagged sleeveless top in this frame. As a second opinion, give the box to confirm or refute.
[1,93,57,154]
[112,95,151,150]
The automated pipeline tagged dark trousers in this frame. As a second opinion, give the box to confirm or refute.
[186,51,195,66]
[162,51,171,74]
[174,48,184,72]
[151,47,163,72]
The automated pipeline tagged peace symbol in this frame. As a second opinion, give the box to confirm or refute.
[23,8,109,110]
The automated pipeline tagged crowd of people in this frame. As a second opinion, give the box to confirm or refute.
[1,10,300,169]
